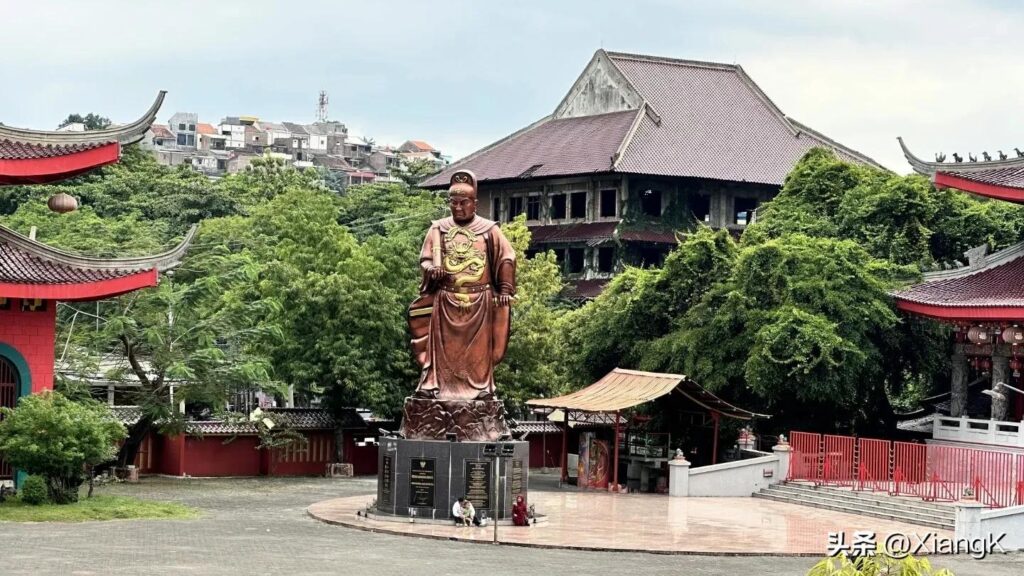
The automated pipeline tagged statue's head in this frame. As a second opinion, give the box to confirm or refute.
[448,170,478,225]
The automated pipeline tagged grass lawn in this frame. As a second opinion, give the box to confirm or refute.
[0,494,198,523]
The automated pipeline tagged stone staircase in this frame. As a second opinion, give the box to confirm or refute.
[754,482,955,530]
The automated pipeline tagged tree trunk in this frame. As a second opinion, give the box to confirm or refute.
[334,426,345,464]
[98,417,154,475]
[87,465,95,499]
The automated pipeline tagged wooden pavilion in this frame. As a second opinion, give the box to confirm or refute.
[526,368,766,491]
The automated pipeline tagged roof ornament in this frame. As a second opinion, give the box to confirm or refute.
[999,150,1008,160]
[968,153,978,163]
[1016,148,1024,159]
[935,153,946,163]
[952,153,963,163]
[983,151,992,162]
[964,244,989,271]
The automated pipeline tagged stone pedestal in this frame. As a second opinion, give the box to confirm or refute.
[668,456,691,497]
[398,397,510,441]
[375,437,529,520]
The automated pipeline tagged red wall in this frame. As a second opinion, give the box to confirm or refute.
[344,432,380,475]
[184,436,262,477]
[529,432,563,469]
[158,435,185,476]
[0,303,56,393]
[268,432,333,476]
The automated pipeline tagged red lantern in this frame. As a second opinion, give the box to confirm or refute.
[967,326,992,344]
[1010,357,1022,378]
[1003,326,1024,344]
[980,357,992,372]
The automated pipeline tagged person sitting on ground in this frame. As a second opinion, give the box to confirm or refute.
[511,494,529,527]
[462,499,478,526]
[452,497,467,526]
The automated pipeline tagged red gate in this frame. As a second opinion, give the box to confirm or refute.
[0,357,18,480]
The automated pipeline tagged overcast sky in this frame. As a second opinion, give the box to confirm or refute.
[2,0,1022,172]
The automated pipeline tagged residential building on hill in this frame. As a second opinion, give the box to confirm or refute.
[421,49,883,297]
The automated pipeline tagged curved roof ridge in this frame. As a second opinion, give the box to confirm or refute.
[917,240,1024,283]
[604,51,740,72]
[0,223,196,272]
[0,91,166,146]
[898,136,1024,176]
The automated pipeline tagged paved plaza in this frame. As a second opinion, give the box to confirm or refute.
[0,475,1019,576]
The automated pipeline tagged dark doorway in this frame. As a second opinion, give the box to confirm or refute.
[0,356,19,480]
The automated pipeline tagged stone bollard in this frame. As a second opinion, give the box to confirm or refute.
[954,499,986,543]
[668,449,691,497]
[772,436,792,484]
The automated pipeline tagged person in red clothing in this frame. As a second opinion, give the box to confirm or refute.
[511,494,529,527]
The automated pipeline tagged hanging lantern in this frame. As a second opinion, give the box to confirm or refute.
[969,356,981,370]
[980,357,992,372]
[1003,326,1024,344]
[1010,357,1022,378]
[47,193,78,214]
[967,326,992,344]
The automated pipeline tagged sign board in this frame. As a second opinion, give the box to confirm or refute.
[510,459,524,496]
[380,455,393,505]
[464,460,491,510]
[408,458,436,508]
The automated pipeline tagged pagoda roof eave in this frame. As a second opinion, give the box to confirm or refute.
[895,300,1024,323]
[898,136,1024,203]
[0,269,157,301]
[0,224,197,273]
[0,91,166,146]
[0,141,120,186]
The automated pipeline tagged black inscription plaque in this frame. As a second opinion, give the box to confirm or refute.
[464,460,491,510]
[381,455,393,505]
[408,458,436,507]
[510,459,524,496]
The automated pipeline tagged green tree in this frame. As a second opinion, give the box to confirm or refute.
[391,158,442,188]
[58,113,112,131]
[0,392,125,503]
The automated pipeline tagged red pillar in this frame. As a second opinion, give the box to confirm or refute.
[560,410,569,483]
[612,410,620,490]
[711,411,720,465]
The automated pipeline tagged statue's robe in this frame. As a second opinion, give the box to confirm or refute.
[409,216,516,400]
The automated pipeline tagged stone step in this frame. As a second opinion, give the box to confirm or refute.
[753,487,950,528]
[754,488,954,530]
[771,483,956,518]
[760,486,954,525]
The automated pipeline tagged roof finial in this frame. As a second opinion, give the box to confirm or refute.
[999,150,1008,160]
[968,153,977,163]
[952,152,963,163]
[983,151,992,162]
[1016,147,1024,159]
[935,152,946,163]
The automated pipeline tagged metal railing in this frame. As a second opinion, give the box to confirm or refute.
[787,430,1024,508]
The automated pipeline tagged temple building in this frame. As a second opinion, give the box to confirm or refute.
[894,138,1024,450]
[422,50,882,297]
[0,92,196,483]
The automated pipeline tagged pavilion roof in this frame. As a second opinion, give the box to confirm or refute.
[526,368,767,420]
[528,221,619,245]
[892,241,1024,321]
[422,50,881,188]
[0,224,195,301]
[0,91,165,186]
[898,137,1024,203]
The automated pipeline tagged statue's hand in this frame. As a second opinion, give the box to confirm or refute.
[496,294,514,307]
[427,265,446,281]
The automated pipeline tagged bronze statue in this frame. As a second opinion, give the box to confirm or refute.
[400,170,516,440]
[408,170,516,401]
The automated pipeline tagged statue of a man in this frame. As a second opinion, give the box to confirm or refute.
[408,170,516,401]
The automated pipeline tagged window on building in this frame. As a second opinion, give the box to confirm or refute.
[178,123,186,131]
[186,134,195,147]
[550,194,567,220]
[570,192,587,219]
[509,196,524,220]
[691,194,711,223]
[177,133,187,146]
[734,197,758,226]
[188,124,196,131]
[217,159,227,170]
[567,247,585,274]
[635,246,669,268]
[640,189,662,217]
[600,189,617,218]
[526,196,541,221]
[554,248,567,268]
[597,247,615,273]
[492,197,501,221]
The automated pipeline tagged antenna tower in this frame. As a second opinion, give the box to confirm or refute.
[316,90,329,123]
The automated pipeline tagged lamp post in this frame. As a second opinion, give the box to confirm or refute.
[483,442,516,544]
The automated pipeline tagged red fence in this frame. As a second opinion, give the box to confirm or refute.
[787,431,1024,508]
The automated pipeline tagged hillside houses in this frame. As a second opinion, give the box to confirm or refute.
[142,113,449,185]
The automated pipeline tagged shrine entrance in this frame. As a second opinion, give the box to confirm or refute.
[0,355,20,480]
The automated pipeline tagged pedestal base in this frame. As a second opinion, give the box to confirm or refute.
[375,437,529,520]
[398,397,510,441]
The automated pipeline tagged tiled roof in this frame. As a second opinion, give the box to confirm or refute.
[0,139,108,160]
[195,123,216,135]
[423,51,880,188]
[282,122,308,136]
[899,137,1024,198]
[512,420,561,434]
[149,124,174,139]
[892,243,1024,309]
[407,140,435,151]
[107,407,366,435]
[529,221,618,244]
[947,167,1024,189]
[618,229,677,244]
[0,91,164,147]
[567,279,609,299]
[0,225,195,286]
[421,110,638,186]
[607,52,880,184]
